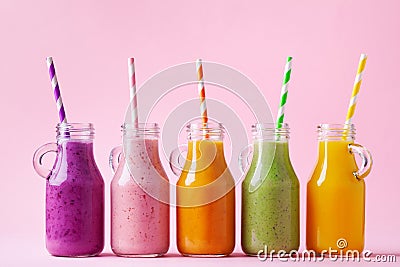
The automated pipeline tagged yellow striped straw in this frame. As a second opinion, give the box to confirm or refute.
[345,53,368,125]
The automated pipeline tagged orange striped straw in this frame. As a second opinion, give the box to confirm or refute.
[196,59,208,125]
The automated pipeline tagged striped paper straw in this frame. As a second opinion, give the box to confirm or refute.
[196,59,208,125]
[345,54,367,126]
[128,58,138,127]
[276,56,292,128]
[46,57,67,123]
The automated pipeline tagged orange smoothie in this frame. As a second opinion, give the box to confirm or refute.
[307,140,365,253]
[176,140,235,256]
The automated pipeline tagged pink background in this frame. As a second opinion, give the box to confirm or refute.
[0,0,399,266]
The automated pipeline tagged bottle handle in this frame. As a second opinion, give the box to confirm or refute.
[33,142,58,179]
[109,145,123,174]
[238,144,253,174]
[348,143,373,180]
[169,144,188,176]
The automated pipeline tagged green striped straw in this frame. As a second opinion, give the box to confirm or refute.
[276,56,293,128]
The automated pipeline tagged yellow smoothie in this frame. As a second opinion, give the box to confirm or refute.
[307,140,365,253]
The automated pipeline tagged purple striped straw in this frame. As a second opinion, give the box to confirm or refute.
[46,57,67,123]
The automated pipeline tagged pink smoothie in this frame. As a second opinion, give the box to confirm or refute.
[111,139,169,256]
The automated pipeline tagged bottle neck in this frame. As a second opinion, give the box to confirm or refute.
[252,123,290,142]
[56,123,95,142]
[121,124,161,164]
[122,123,160,140]
[316,124,356,163]
[250,123,292,164]
[185,122,226,165]
[54,123,96,161]
[317,123,356,142]
[187,122,224,141]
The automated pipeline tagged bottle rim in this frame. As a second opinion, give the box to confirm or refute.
[122,122,160,138]
[186,121,225,140]
[317,123,355,130]
[122,122,159,131]
[317,123,356,141]
[186,121,224,131]
[251,122,290,141]
[252,122,289,131]
[56,122,94,130]
[56,122,95,140]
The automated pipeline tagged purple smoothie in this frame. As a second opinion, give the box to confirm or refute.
[46,140,104,257]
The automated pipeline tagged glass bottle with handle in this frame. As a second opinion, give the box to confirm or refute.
[239,123,299,255]
[170,121,235,257]
[33,123,104,257]
[306,123,372,253]
[109,123,169,257]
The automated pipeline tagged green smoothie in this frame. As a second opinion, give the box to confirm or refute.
[241,140,299,255]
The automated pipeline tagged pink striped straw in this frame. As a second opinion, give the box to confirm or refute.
[128,58,138,127]
[46,57,67,124]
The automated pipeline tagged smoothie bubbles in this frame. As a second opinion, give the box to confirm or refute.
[110,58,169,257]
[170,59,235,256]
[241,57,300,255]
[306,54,373,253]
[33,58,104,257]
